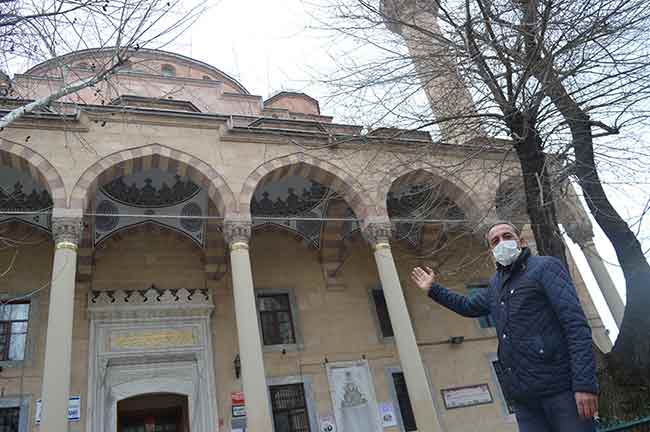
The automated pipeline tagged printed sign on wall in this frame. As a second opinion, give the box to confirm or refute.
[441,384,493,409]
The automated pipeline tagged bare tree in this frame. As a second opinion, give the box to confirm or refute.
[0,0,208,128]
[317,0,650,419]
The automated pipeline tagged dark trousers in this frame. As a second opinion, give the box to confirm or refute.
[515,391,596,432]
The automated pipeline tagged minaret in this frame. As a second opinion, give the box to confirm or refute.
[381,0,482,144]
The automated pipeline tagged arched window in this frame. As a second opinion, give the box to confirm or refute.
[161,64,176,77]
[202,75,212,80]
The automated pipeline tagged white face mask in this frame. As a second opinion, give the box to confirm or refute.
[492,239,521,266]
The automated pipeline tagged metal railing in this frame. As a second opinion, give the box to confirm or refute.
[597,417,650,432]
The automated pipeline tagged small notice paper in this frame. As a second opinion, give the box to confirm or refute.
[35,396,81,424]
[379,402,398,427]
[319,414,336,432]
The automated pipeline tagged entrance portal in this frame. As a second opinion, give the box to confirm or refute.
[87,288,218,432]
[117,393,189,432]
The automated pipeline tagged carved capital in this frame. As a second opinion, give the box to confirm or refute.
[363,222,393,248]
[52,216,83,248]
[224,218,252,246]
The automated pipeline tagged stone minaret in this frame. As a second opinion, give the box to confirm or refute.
[382,0,482,144]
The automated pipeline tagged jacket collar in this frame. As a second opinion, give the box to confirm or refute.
[496,247,531,274]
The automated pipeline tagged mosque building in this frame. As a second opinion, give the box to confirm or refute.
[0,4,622,431]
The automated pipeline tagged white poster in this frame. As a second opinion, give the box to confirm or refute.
[326,360,382,432]
[35,396,81,424]
[379,402,398,428]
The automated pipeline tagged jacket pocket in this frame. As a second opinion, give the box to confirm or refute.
[517,336,547,362]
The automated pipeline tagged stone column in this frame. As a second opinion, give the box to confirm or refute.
[566,223,624,328]
[41,209,83,432]
[224,217,274,432]
[364,222,443,432]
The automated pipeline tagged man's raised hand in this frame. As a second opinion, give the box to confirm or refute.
[411,266,436,292]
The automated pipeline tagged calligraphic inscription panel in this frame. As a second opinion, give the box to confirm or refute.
[109,328,197,351]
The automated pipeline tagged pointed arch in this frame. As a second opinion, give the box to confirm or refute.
[377,162,483,224]
[69,143,236,214]
[238,153,373,220]
[0,138,66,207]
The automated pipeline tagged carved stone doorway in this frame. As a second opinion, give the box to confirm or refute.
[117,393,189,432]
[86,288,218,432]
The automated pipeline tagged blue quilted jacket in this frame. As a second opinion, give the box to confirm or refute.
[428,248,598,401]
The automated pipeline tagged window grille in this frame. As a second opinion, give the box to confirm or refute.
[0,407,19,432]
[372,289,394,338]
[392,372,417,431]
[270,384,310,432]
[0,302,29,361]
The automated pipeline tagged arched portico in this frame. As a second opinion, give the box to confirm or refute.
[70,143,236,215]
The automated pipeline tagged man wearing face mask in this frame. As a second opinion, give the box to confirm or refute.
[411,221,598,432]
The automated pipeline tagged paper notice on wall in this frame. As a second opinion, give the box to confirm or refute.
[379,402,397,428]
[35,396,81,424]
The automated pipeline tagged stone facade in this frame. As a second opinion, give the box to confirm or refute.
[0,48,614,432]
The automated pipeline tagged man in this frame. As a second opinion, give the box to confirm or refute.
[411,221,598,432]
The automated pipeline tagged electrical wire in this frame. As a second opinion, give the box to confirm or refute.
[0,209,470,224]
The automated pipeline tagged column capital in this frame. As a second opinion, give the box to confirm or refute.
[224,216,252,247]
[363,222,393,249]
[51,214,83,248]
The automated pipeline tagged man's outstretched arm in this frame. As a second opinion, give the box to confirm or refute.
[411,267,490,317]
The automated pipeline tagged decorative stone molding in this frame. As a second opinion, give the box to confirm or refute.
[88,288,213,320]
[52,216,83,246]
[363,222,393,248]
[87,289,218,432]
[224,218,252,246]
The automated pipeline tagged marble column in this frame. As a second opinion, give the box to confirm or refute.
[40,209,83,432]
[224,217,274,432]
[566,223,624,328]
[364,222,443,432]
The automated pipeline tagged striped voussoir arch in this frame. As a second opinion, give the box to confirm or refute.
[238,153,372,220]
[0,139,66,208]
[377,164,481,223]
[72,144,236,282]
[69,144,236,214]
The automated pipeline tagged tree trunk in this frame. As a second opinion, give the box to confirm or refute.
[514,0,650,373]
[507,110,569,264]
[569,116,650,375]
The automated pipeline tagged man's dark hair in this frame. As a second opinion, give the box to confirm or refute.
[485,221,520,245]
